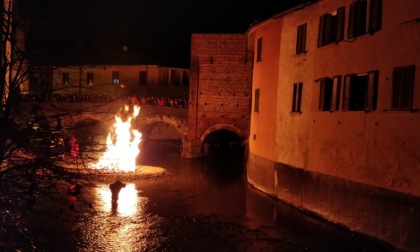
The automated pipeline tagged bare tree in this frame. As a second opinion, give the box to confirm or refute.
[0,1,111,249]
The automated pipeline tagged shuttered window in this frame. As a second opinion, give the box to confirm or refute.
[292,83,303,112]
[319,78,333,111]
[256,37,262,62]
[348,0,367,39]
[392,65,415,110]
[343,70,378,111]
[254,88,260,113]
[318,7,345,47]
[318,76,341,111]
[369,0,382,33]
[296,23,307,54]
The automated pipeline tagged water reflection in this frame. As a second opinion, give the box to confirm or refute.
[97,183,138,216]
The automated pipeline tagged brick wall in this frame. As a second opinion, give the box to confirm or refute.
[188,33,253,143]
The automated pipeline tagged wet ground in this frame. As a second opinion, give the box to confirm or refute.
[25,141,393,252]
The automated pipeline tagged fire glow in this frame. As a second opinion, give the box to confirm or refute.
[94,105,142,172]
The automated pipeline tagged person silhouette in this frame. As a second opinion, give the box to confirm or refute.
[109,180,126,203]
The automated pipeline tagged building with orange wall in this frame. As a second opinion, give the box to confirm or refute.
[29,65,189,99]
[247,0,419,251]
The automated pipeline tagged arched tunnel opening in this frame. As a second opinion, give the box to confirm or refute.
[202,129,246,162]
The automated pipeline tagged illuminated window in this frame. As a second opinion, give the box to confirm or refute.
[254,88,260,112]
[369,0,382,34]
[392,65,415,110]
[318,7,345,47]
[292,82,303,112]
[112,71,120,84]
[343,71,378,111]
[296,23,307,54]
[139,71,147,85]
[319,76,341,111]
[256,37,262,62]
[348,0,367,39]
[62,72,69,85]
[87,72,94,85]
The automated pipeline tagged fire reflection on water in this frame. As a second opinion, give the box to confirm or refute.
[97,183,138,217]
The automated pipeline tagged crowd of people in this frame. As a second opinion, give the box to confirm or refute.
[21,93,189,108]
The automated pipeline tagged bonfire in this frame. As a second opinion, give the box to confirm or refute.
[93,104,142,172]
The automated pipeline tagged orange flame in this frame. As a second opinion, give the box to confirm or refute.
[94,105,142,172]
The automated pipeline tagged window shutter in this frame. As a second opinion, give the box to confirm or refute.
[365,71,378,111]
[392,68,403,109]
[257,38,262,62]
[336,7,345,42]
[369,0,382,33]
[318,15,326,47]
[402,66,415,109]
[324,14,333,44]
[342,75,352,111]
[254,88,260,112]
[297,82,303,112]
[292,83,297,112]
[331,76,341,111]
[319,79,326,110]
[296,24,307,54]
[356,0,367,36]
[348,2,356,38]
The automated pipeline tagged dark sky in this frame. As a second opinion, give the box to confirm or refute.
[21,0,306,68]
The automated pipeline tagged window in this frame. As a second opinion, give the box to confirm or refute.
[87,72,94,85]
[318,7,345,47]
[62,72,69,85]
[292,82,303,112]
[254,88,260,112]
[343,70,378,111]
[182,71,189,87]
[296,23,307,54]
[159,68,169,85]
[256,37,262,62]
[171,70,181,86]
[392,65,415,110]
[319,76,341,111]
[139,71,148,85]
[112,71,120,84]
[348,0,367,39]
[369,0,382,33]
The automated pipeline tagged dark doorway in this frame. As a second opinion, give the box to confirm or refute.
[202,130,245,161]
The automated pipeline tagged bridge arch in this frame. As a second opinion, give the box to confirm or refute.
[135,114,189,154]
[199,124,247,159]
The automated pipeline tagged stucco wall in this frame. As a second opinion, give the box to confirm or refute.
[247,0,420,251]
[248,18,282,162]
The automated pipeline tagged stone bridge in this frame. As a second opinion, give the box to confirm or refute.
[27,100,192,157]
[24,100,247,158]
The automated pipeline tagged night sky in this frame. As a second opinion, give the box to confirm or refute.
[20,0,306,68]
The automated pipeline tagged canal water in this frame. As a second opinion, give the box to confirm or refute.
[25,141,392,252]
